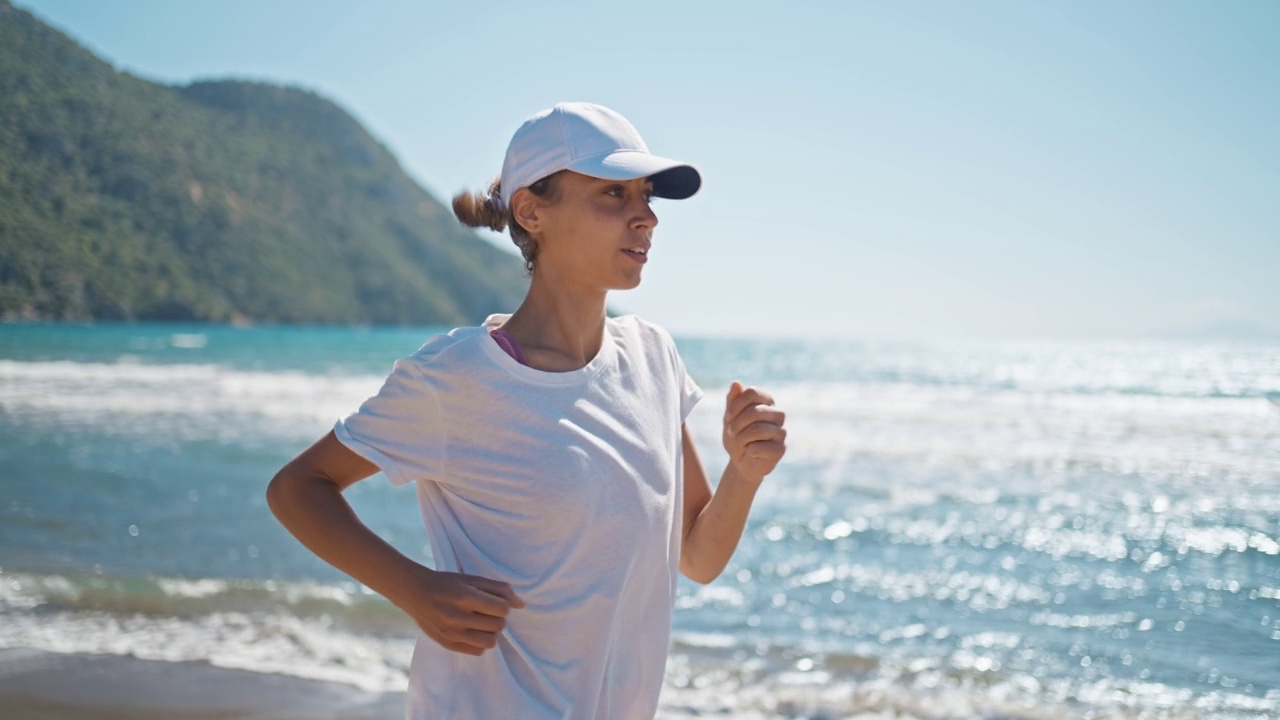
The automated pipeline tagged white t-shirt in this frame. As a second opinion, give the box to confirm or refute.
[334,314,703,719]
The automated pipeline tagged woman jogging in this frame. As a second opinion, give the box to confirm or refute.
[266,101,787,719]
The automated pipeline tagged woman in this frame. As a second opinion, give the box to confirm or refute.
[266,102,787,719]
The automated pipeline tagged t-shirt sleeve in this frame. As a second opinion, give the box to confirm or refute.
[675,345,704,424]
[333,357,446,487]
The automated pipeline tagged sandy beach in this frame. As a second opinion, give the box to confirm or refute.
[0,648,405,720]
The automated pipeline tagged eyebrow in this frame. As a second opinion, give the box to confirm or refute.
[599,178,654,187]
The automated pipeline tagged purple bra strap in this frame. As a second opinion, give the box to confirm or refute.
[489,328,530,366]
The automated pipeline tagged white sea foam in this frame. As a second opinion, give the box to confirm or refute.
[168,333,208,349]
[3,562,1277,718]
[7,601,1256,719]
[0,359,383,441]
[0,571,410,692]
[5,356,1279,486]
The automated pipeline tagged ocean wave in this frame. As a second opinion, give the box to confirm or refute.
[0,358,381,441]
[5,357,1279,482]
[746,380,1280,477]
[3,568,1276,718]
[659,642,1276,720]
[0,571,412,636]
[681,337,1280,400]
[0,570,413,693]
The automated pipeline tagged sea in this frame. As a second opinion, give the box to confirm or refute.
[1,323,1277,719]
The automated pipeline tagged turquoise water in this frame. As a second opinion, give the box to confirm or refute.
[2,323,1278,718]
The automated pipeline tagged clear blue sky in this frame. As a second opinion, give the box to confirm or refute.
[16,0,1280,341]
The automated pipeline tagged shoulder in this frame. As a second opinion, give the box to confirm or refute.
[609,313,678,350]
[609,314,685,371]
[402,324,489,373]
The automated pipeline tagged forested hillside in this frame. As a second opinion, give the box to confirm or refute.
[0,0,527,324]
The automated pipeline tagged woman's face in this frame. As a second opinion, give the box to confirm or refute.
[525,171,659,292]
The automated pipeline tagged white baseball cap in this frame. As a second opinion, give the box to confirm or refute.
[498,102,701,208]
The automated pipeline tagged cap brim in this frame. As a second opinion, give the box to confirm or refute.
[566,150,702,200]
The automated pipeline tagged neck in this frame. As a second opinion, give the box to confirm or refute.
[500,269,609,371]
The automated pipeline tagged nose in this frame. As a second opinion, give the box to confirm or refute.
[630,197,658,232]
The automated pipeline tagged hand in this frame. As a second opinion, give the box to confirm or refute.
[722,380,787,484]
[391,566,525,656]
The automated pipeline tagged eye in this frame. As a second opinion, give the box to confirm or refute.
[604,184,656,203]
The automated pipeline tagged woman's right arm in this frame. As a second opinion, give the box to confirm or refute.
[266,431,524,655]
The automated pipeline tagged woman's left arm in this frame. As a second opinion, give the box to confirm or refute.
[680,381,787,584]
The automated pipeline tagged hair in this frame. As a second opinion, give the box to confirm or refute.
[452,173,563,275]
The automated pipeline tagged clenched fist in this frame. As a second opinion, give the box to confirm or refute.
[722,381,787,484]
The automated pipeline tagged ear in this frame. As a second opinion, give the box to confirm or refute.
[510,187,544,235]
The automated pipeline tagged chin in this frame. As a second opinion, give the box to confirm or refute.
[616,273,643,291]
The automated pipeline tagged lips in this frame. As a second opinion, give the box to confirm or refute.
[622,247,648,264]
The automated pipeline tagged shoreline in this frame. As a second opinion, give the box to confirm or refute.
[0,648,404,720]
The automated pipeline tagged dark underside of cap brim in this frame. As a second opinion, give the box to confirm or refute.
[650,165,701,200]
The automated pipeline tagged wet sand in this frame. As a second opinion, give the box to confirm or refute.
[0,648,405,720]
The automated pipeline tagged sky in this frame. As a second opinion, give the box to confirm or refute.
[14,0,1280,341]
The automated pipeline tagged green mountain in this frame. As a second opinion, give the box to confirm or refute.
[0,1,528,324]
